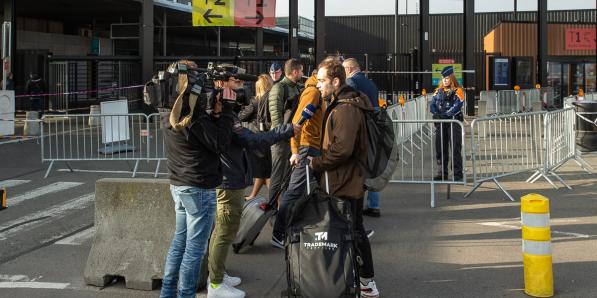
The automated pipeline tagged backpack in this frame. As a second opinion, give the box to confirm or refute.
[282,84,302,124]
[336,99,398,192]
[256,90,271,131]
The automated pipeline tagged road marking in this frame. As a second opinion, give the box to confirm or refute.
[0,282,70,289]
[460,264,523,270]
[9,182,84,206]
[0,137,39,145]
[0,193,94,240]
[478,221,591,239]
[57,168,167,176]
[55,226,95,245]
[0,180,31,189]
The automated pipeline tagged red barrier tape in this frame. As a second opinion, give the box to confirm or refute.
[14,85,145,99]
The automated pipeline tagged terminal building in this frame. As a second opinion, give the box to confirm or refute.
[1,0,596,111]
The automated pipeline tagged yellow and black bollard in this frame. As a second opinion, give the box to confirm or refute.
[1,188,6,210]
[521,194,553,297]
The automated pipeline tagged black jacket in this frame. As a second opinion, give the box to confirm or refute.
[164,110,234,188]
[238,97,259,132]
[220,114,294,190]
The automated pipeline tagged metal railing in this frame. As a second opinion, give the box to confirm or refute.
[41,113,150,178]
[466,111,547,201]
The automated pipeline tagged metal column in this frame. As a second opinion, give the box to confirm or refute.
[289,0,299,59]
[464,0,475,116]
[256,28,263,72]
[537,0,547,86]
[419,0,430,91]
[2,0,15,85]
[314,0,326,64]
[140,0,154,82]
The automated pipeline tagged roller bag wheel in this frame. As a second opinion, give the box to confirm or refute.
[232,196,277,254]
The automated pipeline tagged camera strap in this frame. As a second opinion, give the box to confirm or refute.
[169,72,199,131]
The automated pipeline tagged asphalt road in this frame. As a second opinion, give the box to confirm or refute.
[1,135,596,298]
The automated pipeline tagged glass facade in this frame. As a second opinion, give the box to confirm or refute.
[547,61,597,101]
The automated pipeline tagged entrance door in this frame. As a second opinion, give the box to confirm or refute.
[547,61,597,105]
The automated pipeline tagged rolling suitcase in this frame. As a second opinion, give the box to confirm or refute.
[232,170,292,253]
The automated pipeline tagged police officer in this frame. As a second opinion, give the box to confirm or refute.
[430,66,463,181]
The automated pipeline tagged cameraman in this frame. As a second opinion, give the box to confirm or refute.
[207,66,301,298]
[160,60,235,298]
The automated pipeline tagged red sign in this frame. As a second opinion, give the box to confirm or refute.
[565,28,596,50]
[438,59,455,64]
[234,0,276,28]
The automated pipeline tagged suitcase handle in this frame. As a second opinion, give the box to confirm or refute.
[306,165,330,195]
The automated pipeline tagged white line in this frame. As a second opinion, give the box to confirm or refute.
[0,282,70,289]
[478,221,591,239]
[0,137,39,145]
[0,193,94,240]
[9,182,84,206]
[0,180,31,189]
[55,227,96,245]
[460,264,523,270]
[57,168,167,176]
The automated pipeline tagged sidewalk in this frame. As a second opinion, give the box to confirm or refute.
[0,155,595,298]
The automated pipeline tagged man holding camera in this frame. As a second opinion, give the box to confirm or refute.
[207,66,301,298]
[160,60,236,298]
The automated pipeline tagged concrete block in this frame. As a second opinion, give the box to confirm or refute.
[478,100,487,116]
[84,178,175,290]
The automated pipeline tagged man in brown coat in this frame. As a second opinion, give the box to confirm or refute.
[308,57,380,298]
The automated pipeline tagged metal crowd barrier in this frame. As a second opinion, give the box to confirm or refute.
[526,108,578,189]
[466,111,546,201]
[389,119,467,208]
[41,113,150,178]
[146,112,169,177]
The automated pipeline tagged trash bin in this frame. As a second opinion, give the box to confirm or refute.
[572,101,597,152]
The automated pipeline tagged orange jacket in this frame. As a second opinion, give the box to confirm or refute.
[290,75,322,154]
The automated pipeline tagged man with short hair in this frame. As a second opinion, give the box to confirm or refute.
[267,59,304,210]
[342,58,382,218]
[269,62,283,83]
[308,57,380,298]
[271,69,323,249]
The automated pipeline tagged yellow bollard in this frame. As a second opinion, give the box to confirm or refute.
[1,188,6,210]
[521,194,553,297]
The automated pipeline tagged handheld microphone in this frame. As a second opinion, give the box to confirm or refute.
[297,103,317,125]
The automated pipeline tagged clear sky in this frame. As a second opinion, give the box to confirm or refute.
[275,0,596,18]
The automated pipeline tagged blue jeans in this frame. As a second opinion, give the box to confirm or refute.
[367,191,380,209]
[160,185,216,298]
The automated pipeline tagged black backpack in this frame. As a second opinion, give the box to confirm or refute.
[256,90,272,131]
[284,170,360,298]
[335,99,398,192]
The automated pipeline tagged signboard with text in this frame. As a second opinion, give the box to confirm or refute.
[432,63,463,86]
[192,0,276,27]
[565,28,596,50]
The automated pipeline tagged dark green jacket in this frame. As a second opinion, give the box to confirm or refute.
[268,77,300,128]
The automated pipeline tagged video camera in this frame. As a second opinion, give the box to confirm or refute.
[143,61,258,112]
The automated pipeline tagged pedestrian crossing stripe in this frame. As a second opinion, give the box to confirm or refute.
[9,182,83,207]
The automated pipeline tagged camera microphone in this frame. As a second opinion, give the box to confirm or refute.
[297,103,317,125]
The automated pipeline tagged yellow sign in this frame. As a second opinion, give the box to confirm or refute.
[192,0,234,27]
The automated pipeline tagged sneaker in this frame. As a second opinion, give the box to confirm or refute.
[360,280,380,298]
[366,229,375,238]
[207,282,245,298]
[363,208,381,218]
[207,272,241,287]
[271,235,285,249]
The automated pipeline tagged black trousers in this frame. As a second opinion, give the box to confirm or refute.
[434,122,463,178]
[346,197,374,279]
[269,141,292,203]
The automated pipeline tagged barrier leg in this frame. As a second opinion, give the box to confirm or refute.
[154,160,161,178]
[446,184,451,200]
[549,172,572,190]
[430,183,435,208]
[526,171,541,183]
[530,172,546,184]
[464,181,484,198]
[493,179,515,201]
[65,161,73,173]
[44,160,55,179]
[132,160,140,178]
[540,174,559,189]
[573,155,594,174]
